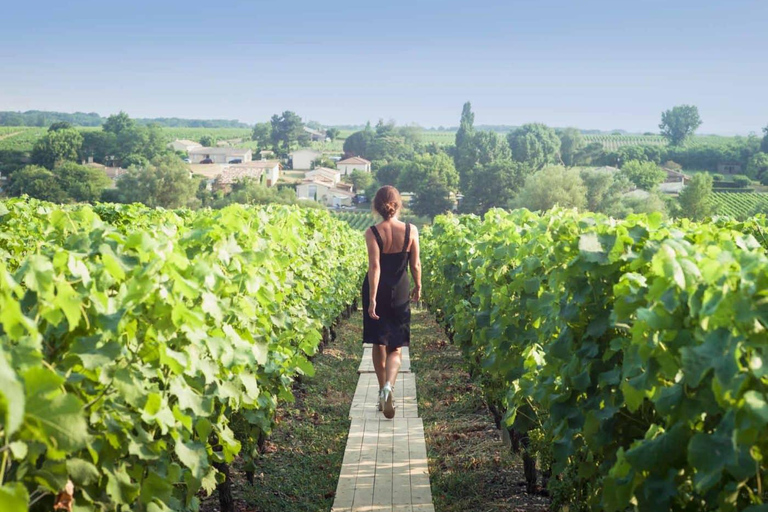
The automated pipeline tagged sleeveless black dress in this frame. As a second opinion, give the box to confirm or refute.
[362,223,411,348]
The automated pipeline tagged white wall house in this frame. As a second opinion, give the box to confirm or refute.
[305,167,341,185]
[249,160,281,186]
[290,149,321,170]
[169,139,202,153]
[214,160,282,188]
[337,156,371,175]
[296,177,354,207]
[189,147,252,164]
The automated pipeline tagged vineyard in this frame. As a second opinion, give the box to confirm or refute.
[0,127,46,152]
[0,198,365,511]
[710,192,768,219]
[332,211,429,232]
[582,134,666,150]
[422,208,768,511]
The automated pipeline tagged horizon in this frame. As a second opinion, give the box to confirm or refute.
[1,0,766,136]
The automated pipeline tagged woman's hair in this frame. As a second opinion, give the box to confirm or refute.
[373,186,402,220]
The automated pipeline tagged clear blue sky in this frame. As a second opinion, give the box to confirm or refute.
[1,0,765,134]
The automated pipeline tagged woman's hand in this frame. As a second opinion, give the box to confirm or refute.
[410,285,421,302]
[368,301,380,320]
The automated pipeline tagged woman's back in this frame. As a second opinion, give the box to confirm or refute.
[371,219,412,254]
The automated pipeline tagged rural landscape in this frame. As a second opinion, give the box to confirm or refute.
[2,1,768,511]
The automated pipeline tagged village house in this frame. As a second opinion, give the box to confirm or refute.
[337,156,372,175]
[188,147,252,164]
[168,139,202,153]
[258,149,275,160]
[83,158,126,188]
[303,127,327,142]
[717,162,742,174]
[290,148,321,170]
[191,160,282,191]
[296,176,355,207]
[305,166,342,185]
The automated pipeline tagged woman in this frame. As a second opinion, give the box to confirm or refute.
[362,186,421,419]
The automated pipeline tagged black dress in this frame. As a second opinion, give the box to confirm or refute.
[362,223,411,348]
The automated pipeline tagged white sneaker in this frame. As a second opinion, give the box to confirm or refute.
[382,384,395,419]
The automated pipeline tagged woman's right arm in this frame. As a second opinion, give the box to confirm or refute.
[365,229,381,320]
[408,225,422,302]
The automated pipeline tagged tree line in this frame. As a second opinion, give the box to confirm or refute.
[336,102,768,221]
[0,110,248,128]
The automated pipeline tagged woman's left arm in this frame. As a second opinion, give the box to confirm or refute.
[408,225,422,302]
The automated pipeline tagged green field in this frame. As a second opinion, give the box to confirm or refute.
[0,125,742,156]
[710,191,768,219]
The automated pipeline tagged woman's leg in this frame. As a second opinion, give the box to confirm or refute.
[385,347,402,389]
[372,344,387,389]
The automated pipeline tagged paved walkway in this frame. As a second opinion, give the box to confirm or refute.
[332,346,435,512]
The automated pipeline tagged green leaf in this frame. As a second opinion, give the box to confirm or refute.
[24,392,89,456]
[688,428,733,492]
[0,350,24,436]
[0,483,29,512]
[106,466,140,505]
[66,458,100,486]
[54,280,82,331]
[175,440,209,480]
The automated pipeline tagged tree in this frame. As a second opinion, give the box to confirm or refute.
[199,134,217,147]
[103,111,136,135]
[48,121,73,132]
[678,173,713,220]
[619,160,666,190]
[558,128,585,167]
[269,111,304,151]
[313,155,337,169]
[762,125,768,153]
[510,166,587,212]
[251,122,272,147]
[454,102,476,188]
[376,160,408,186]
[32,128,84,169]
[411,174,453,218]
[54,162,112,203]
[343,126,376,158]
[115,155,199,208]
[580,168,632,214]
[460,160,524,215]
[397,152,458,193]
[6,165,67,202]
[366,135,410,161]
[326,128,340,141]
[348,169,374,192]
[659,105,702,146]
[80,131,117,164]
[747,153,768,184]
[575,142,606,166]
[507,123,561,170]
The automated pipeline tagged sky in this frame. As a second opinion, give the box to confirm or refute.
[0,0,766,135]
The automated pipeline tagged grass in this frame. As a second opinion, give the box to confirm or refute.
[200,313,363,512]
[410,310,550,512]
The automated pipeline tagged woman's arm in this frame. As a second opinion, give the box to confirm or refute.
[408,225,422,302]
[365,228,381,320]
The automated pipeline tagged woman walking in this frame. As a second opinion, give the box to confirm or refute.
[362,186,421,419]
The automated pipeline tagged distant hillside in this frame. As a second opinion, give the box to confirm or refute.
[0,110,250,129]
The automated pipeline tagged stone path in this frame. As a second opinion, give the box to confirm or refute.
[332,346,435,512]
